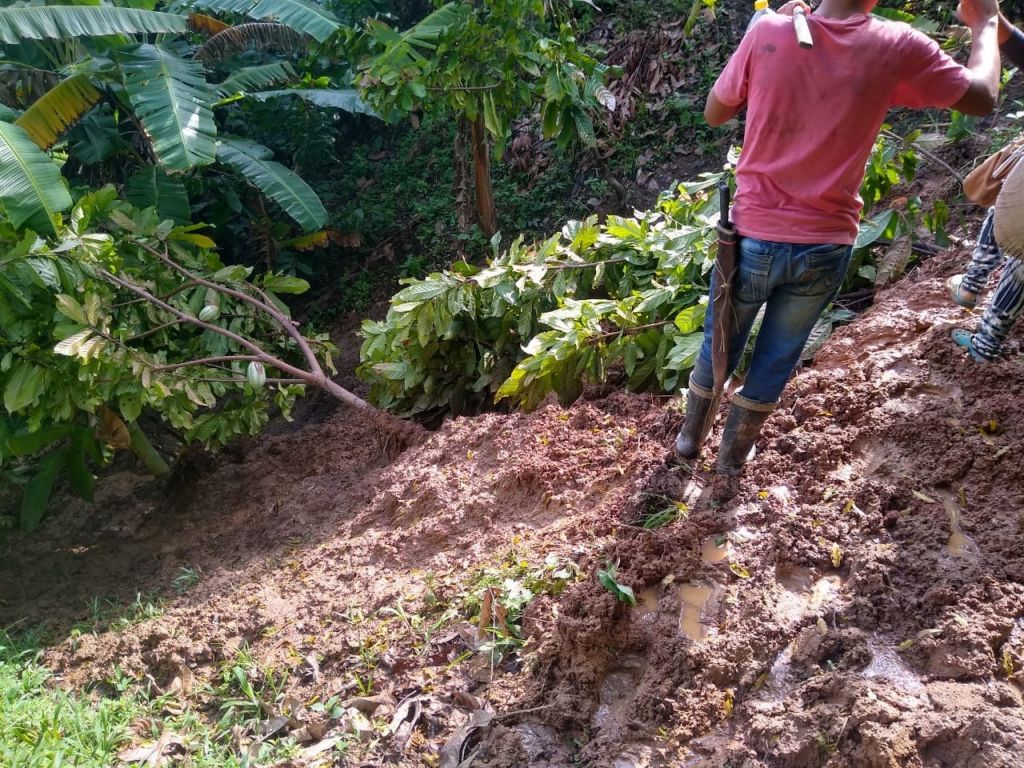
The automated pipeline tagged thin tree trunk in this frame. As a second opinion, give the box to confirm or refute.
[454,118,474,233]
[470,116,497,238]
[127,421,171,477]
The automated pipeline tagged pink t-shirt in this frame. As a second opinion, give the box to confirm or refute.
[713,13,972,245]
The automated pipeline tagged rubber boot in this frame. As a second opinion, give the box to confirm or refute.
[674,380,722,460]
[716,394,776,477]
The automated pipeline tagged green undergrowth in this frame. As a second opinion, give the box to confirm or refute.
[0,629,143,768]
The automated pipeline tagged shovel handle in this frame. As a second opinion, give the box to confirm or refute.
[719,182,731,227]
[794,7,813,49]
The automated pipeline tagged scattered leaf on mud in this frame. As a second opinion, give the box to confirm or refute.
[729,563,750,579]
[995,446,1010,459]
[831,545,843,569]
[757,490,769,500]
[347,708,374,741]
[291,721,329,744]
[301,737,339,759]
[477,589,494,642]
[343,692,396,717]
[753,672,769,691]
[451,691,487,710]
[440,709,494,768]
[118,731,184,766]
[816,617,828,635]
[953,614,969,627]
[913,490,938,504]
[1004,650,1015,678]
[842,499,855,515]
[898,639,914,652]
[389,695,424,750]
[722,689,734,717]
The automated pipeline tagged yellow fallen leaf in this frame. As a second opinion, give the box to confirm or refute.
[831,544,843,569]
[729,563,751,579]
[843,499,855,514]
[912,490,937,504]
[1003,650,1015,678]
[898,639,914,651]
[757,490,770,500]
[722,689,734,717]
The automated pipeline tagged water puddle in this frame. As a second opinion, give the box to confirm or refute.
[764,641,797,701]
[701,535,732,564]
[939,491,980,559]
[774,564,843,624]
[593,654,644,729]
[679,583,714,642]
[863,641,925,692]
[636,586,659,615]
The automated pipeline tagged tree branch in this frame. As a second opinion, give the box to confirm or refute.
[127,237,324,376]
[96,268,373,412]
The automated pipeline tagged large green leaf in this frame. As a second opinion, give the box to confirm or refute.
[250,88,377,116]
[194,21,308,64]
[121,44,216,170]
[126,165,191,223]
[0,5,186,44]
[20,447,67,533]
[216,136,326,231]
[0,121,72,236]
[186,0,341,42]
[214,61,296,98]
[15,74,103,149]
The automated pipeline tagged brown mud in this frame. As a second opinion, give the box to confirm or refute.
[2,247,1024,767]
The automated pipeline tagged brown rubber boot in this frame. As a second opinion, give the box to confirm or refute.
[715,394,776,477]
[674,380,722,460]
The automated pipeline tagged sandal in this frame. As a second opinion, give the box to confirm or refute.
[951,329,990,363]
[947,275,977,309]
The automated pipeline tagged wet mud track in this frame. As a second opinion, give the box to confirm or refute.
[1,251,1023,767]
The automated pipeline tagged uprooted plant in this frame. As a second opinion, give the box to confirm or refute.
[0,187,395,534]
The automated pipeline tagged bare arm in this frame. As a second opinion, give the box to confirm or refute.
[953,0,1001,115]
[704,91,742,126]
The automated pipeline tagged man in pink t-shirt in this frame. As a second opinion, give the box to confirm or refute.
[677,0,1002,479]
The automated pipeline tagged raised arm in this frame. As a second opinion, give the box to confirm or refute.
[953,0,1002,115]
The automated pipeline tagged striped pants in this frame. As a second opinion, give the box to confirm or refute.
[963,209,1024,360]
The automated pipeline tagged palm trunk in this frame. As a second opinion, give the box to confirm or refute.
[470,116,497,238]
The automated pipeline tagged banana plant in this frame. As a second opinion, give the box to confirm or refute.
[0,1,371,237]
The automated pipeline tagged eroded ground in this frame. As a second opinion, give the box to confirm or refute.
[2,249,1023,768]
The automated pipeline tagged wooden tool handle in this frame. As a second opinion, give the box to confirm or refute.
[793,7,813,49]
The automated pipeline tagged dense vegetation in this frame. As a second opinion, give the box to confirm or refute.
[0,0,1000,530]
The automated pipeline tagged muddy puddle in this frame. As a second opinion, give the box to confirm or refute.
[937,489,981,559]
[774,563,844,625]
[678,583,715,642]
[700,535,731,564]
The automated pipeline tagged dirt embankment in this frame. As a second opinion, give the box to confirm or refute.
[2,247,1024,767]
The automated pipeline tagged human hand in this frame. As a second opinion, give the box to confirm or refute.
[776,0,811,16]
[958,0,1000,30]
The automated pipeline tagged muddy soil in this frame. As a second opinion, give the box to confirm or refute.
[3,255,1024,768]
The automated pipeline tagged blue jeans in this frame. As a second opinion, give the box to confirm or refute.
[690,237,853,404]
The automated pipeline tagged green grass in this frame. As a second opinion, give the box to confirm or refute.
[0,629,143,768]
[0,629,339,768]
